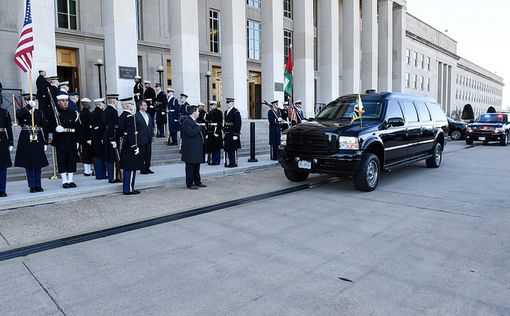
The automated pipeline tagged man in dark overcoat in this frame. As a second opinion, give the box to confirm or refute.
[223,98,242,167]
[181,105,207,190]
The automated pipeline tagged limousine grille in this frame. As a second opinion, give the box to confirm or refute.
[286,132,335,155]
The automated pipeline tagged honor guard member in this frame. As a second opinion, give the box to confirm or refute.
[294,99,305,123]
[143,81,156,130]
[166,88,180,145]
[181,105,207,190]
[78,98,94,176]
[36,70,50,117]
[0,100,14,197]
[280,101,290,131]
[51,92,79,188]
[133,75,144,103]
[205,100,223,165]
[179,93,190,116]
[223,98,242,167]
[154,83,167,137]
[68,92,80,113]
[59,81,70,93]
[118,97,142,195]
[197,103,207,124]
[91,98,107,179]
[48,76,60,109]
[101,93,122,183]
[136,101,154,174]
[15,95,49,193]
[267,100,282,161]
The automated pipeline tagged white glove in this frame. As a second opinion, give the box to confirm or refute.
[8,146,13,152]
[278,117,283,123]
[214,134,219,137]
[44,145,48,151]
[111,141,117,149]
[87,140,92,145]
[134,148,140,155]
[76,143,80,150]
[233,136,239,141]
[55,125,64,133]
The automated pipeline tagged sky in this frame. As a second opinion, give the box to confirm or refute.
[406,0,510,108]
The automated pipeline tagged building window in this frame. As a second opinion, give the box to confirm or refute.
[247,20,261,60]
[420,76,424,91]
[419,54,424,69]
[209,9,221,53]
[427,78,431,92]
[284,29,293,64]
[412,52,418,67]
[284,0,293,19]
[135,0,143,40]
[246,0,261,8]
[405,49,410,64]
[426,56,431,70]
[413,74,417,89]
[56,0,78,30]
[405,73,410,88]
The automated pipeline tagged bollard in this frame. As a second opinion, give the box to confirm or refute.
[248,121,258,162]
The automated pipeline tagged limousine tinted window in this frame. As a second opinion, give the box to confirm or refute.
[415,102,432,122]
[426,103,447,121]
[402,101,419,123]
[385,100,404,120]
[316,99,384,121]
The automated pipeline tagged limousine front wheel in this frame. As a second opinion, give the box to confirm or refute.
[284,169,309,182]
[426,142,442,168]
[353,153,380,192]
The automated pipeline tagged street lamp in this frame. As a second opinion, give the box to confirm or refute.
[156,65,164,85]
[94,58,104,98]
[205,70,212,111]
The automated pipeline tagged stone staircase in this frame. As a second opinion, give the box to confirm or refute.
[6,119,271,181]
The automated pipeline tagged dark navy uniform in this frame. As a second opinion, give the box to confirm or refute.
[51,107,79,174]
[167,95,180,145]
[91,106,106,179]
[205,107,223,165]
[268,108,282,160]
[224,103,242,167]
[143,86,156,129]
[36,74,50,118]
[133,80,144,103]
[118,109,143,194]
[0,107,14,196]
[101,104,121,183]
[155,90,167,137]
[78,106,94,172]
[14,104,49,192]
[135,111,154,174]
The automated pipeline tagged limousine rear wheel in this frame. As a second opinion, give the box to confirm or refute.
[284,169,309,182]
[353,153,380,192]
[426,142,442,168]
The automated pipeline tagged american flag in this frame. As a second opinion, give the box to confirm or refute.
[14,0,34,73]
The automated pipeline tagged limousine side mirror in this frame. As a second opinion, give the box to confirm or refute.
[387,117,405,127]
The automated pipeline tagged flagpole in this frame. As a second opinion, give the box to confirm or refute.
[28,69,37,141]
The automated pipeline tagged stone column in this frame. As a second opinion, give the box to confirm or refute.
[361,0,378,92]
[437,61,443,106]
[19,0,57,91]
[447,65,452,115]
[102,0,138,97]
[169,0,201,104]
[392,3,406,92]
[293,0,315,117]
[319,0,340,104]
[378,0,393,92]
[221,0,248,118]
[262,0,284,107]
[442,63,448,109]
[342,0,361,94]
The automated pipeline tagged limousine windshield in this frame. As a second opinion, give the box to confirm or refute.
[316,99,384,121]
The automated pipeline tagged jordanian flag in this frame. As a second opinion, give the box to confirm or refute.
[284,46,293,96]
[351,94,365,124]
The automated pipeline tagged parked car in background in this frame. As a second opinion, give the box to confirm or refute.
[466,113,510,146]
[447,117,467,140]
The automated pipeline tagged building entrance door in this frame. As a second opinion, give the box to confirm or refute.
[56,47,79,93]
[248,71,261,119]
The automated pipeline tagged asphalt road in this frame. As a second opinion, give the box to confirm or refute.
[1,141,509,315]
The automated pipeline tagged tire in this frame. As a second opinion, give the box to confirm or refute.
[451,130,462,140]
[284,169,309,182]
[353,153,380,192]
[500,132,509,146]
[466,139,473,145]
[426,142,442,168]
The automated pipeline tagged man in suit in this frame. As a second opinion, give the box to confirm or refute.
[267,100,282,161]
[154,83,167,137]
[118,97,143,195]
[133,75,144,104]
[143,81,156,132]
[223,98,242,167]
[181,105,206,190]
[166,88,180,145]
[205,100,223,165]
[101,93,121,183]
[136,101,154,174]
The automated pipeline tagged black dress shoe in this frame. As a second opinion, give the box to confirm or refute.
[196,183,207,188]
[123,190,141,195]
[36,187,44,192]
[210,162,220,166]
[62,183,70,189]
[68,182,77,188]
[0,191,7,197]
[147,169,154,174]
[110,179,121,183]
[83,173,92,177]
[187,185,199,190]
[30,188,37,193]
[140,171,148,174]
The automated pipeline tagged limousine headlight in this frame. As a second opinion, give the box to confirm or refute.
[281,133,287,146]
[339,136,360,150]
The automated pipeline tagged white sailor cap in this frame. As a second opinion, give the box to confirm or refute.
[81,98,92,103]
[93,98,105,103]
[56,93,69,100]
[209,100,217,105]
[144,80,151,84]
[294,99,302,105]
[58,81,69,86]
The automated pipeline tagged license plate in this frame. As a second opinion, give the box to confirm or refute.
[298,160,311,169]
[479,137,486,140]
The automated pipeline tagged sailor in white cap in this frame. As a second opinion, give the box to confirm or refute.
[133,75,144,103]
[78,98,94,176]
[91,98,107,179]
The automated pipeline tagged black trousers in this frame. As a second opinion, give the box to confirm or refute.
[140,142,152,172]
[270,145,278,160]
[56,149,77,173]
[185,163,201,187]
